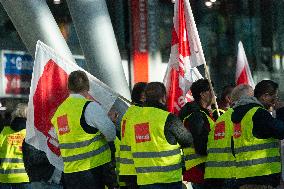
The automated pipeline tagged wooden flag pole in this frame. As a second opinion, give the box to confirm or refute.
[184,0,220,117]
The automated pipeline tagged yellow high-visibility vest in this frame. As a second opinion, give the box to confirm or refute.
[234,107,281,178]
[119,105,141,176]
[205,108,236,179]
[183,111,214,170]
[52,97,111,173]
[0,127,29,183]
[130,107,182,185]
[114,137,126,187]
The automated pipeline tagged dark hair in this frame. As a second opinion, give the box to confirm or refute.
[220,85,234,100]
[131,82,147,104]
[254,80,278,98]
[68,70,90,93]
[190,79,210,102]
[145,82,166,103]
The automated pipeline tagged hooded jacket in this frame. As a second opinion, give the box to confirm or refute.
[179,101,212,155]
[179,101,213,184]
[231,96,284,187]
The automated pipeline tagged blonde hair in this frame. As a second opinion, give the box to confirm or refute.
[231,84,254,102]
[11,103,28,121]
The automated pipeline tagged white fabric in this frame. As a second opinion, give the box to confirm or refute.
[163,0,204,113]
[26,41,125,171]
[236,41,255,88]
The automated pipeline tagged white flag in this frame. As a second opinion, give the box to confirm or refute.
[236,41,255,88]
[26,41,129,170]
[163,0,203,114]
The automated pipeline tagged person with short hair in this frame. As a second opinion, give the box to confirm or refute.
[117,82,147,189]
[212,85,235,120]
[51,70,118,189]
[0,103,30,189]
[205,84,254,189]
[179,79,215,189]
[231,80,284,188]
[131,82,147,106]
[121,82,193,189]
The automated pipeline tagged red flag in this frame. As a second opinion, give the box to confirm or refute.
[26,41,129,170]
[236,41,255,88]
[164,0,204,114]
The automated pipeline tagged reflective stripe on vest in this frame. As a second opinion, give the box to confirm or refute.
[119,106,141,176]
[59,135,103,149]
[205,108,236,179]
[133,148,180,158]
[0,169,27,174]
[130,107,182,185]
[0,158,23,163]
[234,107,281,178]
[0,127,29,183]
[52,97,111,173]
[183,111,214,170]
[114,137,127,187]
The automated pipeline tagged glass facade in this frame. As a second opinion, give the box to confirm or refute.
[0,0,283,96]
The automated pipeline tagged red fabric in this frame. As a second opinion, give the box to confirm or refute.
[183,166,205,184]
[33,59,69,156]
[236,67,249,86]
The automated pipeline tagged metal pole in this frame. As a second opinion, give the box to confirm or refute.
[66,0,131,99]
[0,0,74,62]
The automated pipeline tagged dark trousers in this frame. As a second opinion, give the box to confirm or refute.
[139,182,182,189]
[63,162,118,189]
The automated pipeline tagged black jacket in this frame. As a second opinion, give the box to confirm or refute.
[15,116,55,182]
[179,101,211,155]
[22,141,55,182]
[231,96,284,187]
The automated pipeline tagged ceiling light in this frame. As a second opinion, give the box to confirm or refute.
[205,1,213,7]
[210,0,217,2]
[53,0,61,4]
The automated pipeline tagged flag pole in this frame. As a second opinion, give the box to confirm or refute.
[185,0,220,116]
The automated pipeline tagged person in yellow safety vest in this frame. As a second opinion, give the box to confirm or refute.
[131,82,147,107]
[118,82,147,189]
[125,82,193,189]
[205,84,254,189]
[0,103,30,189]
[118,105,141,189]
[178,79,215,189]
[231,80,284,189]
[211,85,235,120]
[51,70,118,189]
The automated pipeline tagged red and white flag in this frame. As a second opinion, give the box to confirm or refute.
[26,41,129,170]
[236,41,255,88]
[163,0,204,114]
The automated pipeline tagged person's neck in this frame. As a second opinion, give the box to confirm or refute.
[200,100,209,109]
[70,90,95,101]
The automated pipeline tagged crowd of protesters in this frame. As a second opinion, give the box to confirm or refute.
[1,70,284,189]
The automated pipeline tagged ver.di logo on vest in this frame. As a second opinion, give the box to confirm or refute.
[134,122,151,143]
[57,114,70,135]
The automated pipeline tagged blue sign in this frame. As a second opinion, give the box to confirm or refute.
[4,51,34,75]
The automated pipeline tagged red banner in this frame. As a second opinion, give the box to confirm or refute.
[130,0,149,83]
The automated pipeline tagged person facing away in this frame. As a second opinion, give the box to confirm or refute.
[22,101,63,189]
[178,78,215,189]
[131,82,147,106]
[231,80,284,189]
[0,103,30,189]
[121,82,193,189]
[212,84,235,120]
[205,84,254,189]
[117,82,147,189]
[51,70,118,189]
